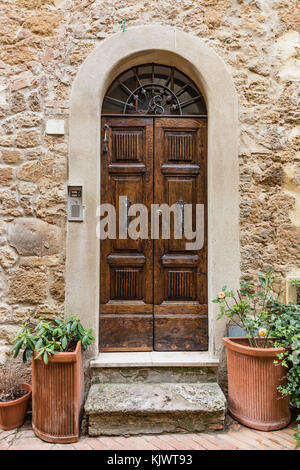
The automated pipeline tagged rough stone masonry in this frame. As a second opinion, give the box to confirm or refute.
[0,0,299,362]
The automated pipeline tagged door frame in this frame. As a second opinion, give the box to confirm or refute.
[66,26,240,362]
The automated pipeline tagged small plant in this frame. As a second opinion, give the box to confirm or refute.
[10,316,94,365]
[214,268,300,446]
[0,364,27,402]
[213,268,276,348]
[268,300,300,447]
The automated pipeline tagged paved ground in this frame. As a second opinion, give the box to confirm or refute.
[0,416,298,450]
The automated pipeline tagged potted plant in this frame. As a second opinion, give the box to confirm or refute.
[268,300,300,446]
[0,363,32,430]
[10,316,94,443]
[213,269,291,431]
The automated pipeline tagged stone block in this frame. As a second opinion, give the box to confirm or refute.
[11,306,36,324]
[8,268,47,304]
[0,245,18,269]
[0,306,12,323]
[0,190,21,217]
[19,255,60,267]
[0,342,10,364]
[91,366,218,385]
[0,136,14,147]
[17,0,55,8]
[11,71,34,92]
[69,44,95,65]
[50,273,65,303]
[0,325,20,343]
[26,12,62,36]
[28,92,42,112]
[17,161,41,182]
[17,154,66,182]
[85,382,226,436]
[18,182,37,195]
[1,150,23,164]
[2,46,35,66]
[15,130,40,148]
[0,167,13,186]
[11,92,27,114]
[15,112,42,129]
[7,217,62,256]
[0,80,7,106]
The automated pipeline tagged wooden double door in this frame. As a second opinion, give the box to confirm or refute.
[100,116,207,352]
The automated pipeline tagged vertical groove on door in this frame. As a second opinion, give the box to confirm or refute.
[115,270,137,298]
[168,134,192,161]
[113,132,140,160]
[168,271,192,298]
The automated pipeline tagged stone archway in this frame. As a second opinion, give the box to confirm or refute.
[66,25,240,361]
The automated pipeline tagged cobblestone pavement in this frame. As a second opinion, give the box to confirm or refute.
[0,416,298,450]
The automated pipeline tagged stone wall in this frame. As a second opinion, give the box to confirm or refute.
[0,0,299,360]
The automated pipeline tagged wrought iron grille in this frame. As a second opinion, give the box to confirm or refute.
[102,64,207,116]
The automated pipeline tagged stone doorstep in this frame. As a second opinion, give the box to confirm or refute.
[90,366,218,385]
[85,382,226,436]
[90,352,219,384]
[90,351,219,368]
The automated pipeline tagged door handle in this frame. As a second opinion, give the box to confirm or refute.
[177,196,185,232]
[121,196,132,232]
[103,124,109,153]
[126,197,132,231]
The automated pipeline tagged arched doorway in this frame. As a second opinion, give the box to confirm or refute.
[100,64,207,351]
[66,26,239,362]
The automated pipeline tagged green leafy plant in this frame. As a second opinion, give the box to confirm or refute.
[214,269,300,446]
[10,316,94,365]
[268,300,300,447]
[213,268,276,348]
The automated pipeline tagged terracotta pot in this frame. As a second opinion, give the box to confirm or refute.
[0,383,32,431]
[223,337,291,431]
[32,342,84,444]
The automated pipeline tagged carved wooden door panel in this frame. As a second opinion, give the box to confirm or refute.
[100,117,154,351]
[153,118,208,351]
[100,116,207,352]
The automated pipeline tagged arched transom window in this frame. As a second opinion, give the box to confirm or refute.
[102,64,207,116]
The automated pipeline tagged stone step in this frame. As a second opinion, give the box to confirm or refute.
[91,366,218,384]
[85,382,226,436]
[90,352,219,384]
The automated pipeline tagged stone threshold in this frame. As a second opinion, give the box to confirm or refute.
[85,382,226,435]
[90,351,219,368]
